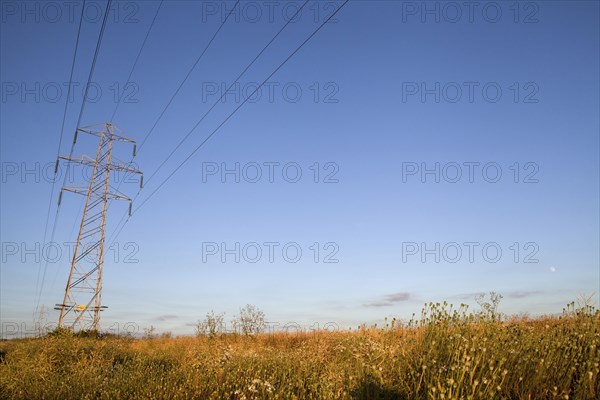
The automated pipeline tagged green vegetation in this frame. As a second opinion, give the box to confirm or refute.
[1,299,599,399]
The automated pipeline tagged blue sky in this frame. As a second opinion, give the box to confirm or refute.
[1,0,599,336]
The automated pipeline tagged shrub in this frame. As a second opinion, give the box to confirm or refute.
[195,311,225,338]
[232,304,266,336]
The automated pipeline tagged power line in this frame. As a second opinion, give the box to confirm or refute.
[106,0,310,243]
[106,0,243,244]
[108,0,350,246]
[136,0,242,153]
[34,0,113,320]
[113,0,242,172]
[144,0,310,187]
[110,0,164,123]
[75,0,113,130]
[34,0,87,321]
[50,0,148,296]
[106,0,310,246]
[135,0,349,213]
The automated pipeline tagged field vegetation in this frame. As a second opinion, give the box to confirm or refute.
[1,296,599,399]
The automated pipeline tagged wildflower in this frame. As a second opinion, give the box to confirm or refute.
[264,381,274,393]
[234,390,247,400]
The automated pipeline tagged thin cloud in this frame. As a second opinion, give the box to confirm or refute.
[506,291,541,299]
[155,314,179,322]
[453,292,482,300]
[364,292,411,308]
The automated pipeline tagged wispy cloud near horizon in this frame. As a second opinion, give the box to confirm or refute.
[364,292,412,308]
[155,314,179,322]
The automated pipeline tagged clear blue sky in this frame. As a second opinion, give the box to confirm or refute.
[1,0,599,336]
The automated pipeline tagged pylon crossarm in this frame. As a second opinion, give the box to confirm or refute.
[63,186,131,201]
[77,125,136,144]
[54,303,75,311]
[59,154,95,165]
[108,162,142,175]
[59,154,141,175]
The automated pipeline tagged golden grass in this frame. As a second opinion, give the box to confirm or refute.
[1,303,599,399]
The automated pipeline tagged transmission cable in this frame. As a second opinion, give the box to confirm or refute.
[108,0,350,246]
[145,0,310,187]
[34,0,87,322]
[106,0,240,217]
[136,0,241,154]
[106,0,311,245]
[53,0,165,290]
[34,0,113,320]
[110,0,164,122]
[106,0,243,243]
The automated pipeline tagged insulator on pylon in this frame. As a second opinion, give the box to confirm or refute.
[128,202,132,217]
[54,159,59,174]
[73,130,78,144]
[133,144,137,157]
[139,175,144,189]
[58,190,63,206]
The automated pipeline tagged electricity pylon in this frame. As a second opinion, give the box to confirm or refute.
[55,123,142,331]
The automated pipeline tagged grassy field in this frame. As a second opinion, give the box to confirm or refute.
[1,302,599,400]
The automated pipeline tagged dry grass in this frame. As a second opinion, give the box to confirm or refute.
[1,302,599,399]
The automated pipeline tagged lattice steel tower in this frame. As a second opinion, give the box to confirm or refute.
[55,123,142,331]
